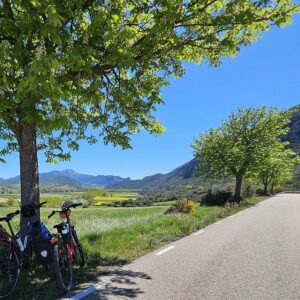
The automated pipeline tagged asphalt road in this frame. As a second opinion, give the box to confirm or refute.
[69,193,300,300]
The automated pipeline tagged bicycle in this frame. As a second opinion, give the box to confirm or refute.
[0,209,21,299]
[0,201,47,299]
[48,202,85,292]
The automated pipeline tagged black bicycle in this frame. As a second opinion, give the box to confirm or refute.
[0,201,47,299]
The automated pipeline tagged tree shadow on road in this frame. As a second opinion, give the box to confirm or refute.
[72,269,153,299]
[7,256,139,299]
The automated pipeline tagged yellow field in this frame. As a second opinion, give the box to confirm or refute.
[94,196,135,201]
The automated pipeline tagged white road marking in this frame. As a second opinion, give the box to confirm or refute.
[63,281,107,300]
[238,211,244,214]
[155,246,175,256]
[193,229,205,236]
[215,220,223,225]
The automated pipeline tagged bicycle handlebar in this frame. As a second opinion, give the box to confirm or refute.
[0,210,20,222]
[48,210,58,219]
[20,201,47,219]
[37,201,47,208]
[48,202,82,219]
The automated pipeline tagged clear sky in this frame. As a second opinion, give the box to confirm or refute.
[1,15,300,179]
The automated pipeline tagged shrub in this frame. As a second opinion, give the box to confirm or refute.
[105,198,153,207]
[165,198,196,214]
[243,185,254,198]
[255,188,265,196]
[201,190,232,206]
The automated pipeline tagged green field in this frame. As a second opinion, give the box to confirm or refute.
[0,195,265,299]
[0,189,141,208]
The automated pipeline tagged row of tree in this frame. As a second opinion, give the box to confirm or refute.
[192,107,299,201]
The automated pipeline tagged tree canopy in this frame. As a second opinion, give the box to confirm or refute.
[0,0,298,162]
[0,1,299,211]
[192,107,294,200]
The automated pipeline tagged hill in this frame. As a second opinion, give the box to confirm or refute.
[282,105,300,154]
[1,170,129,187]
[110,159,199,189]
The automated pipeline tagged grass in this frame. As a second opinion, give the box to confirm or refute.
[0,195,266,299]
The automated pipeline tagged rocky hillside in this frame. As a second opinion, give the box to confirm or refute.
[282,105,300,154]
[110,159,199,189]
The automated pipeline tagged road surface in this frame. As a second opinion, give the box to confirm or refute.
[68,193,300,300]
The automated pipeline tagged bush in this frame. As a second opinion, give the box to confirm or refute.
[255,188,265,196]
[105,198,153,207]
[243,185,254,198]
[201,190,232,206]
[165,198,196,214]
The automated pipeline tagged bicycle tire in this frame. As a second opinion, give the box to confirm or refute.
[71,228,85,267]
[53,243,73,293]
[0,243,21,299]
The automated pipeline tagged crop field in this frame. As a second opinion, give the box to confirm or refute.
[87,189,141,205]
[0,189,141,207]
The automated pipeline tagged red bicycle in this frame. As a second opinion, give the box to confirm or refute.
[48,202,85,292]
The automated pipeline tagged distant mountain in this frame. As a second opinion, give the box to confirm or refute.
[4,173,82,187]
[110,159,198,189]
[1,170,129,187]
[46,169,128,186]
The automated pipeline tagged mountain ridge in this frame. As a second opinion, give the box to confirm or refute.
[108,159,198,189]
[1,170,129,187]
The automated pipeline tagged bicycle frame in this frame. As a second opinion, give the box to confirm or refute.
[0,220,31,262]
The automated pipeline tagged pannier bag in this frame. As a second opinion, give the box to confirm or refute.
[29,221,52,265]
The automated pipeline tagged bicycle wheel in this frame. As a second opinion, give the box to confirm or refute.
[71,228,85,267]
[53,243,73,293]
[0,242,20,299]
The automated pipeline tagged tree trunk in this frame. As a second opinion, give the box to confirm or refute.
[17,123,40,226]
[234,174,243,203]
[270,183,274,194]
[263,179,268,196]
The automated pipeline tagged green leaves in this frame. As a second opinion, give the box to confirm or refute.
[45,5,63,27]
[192,107,296,188]
[0,0,298,162]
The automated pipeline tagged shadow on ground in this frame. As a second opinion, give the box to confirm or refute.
[70,270,152,300]
[7,256,135,300]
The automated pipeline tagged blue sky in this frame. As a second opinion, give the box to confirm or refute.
[1,15,300,179]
